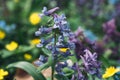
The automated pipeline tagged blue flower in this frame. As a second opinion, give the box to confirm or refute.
[41,7,59,16]
[0,20,16,33]
[55,62,68,75]
[35,26,52,36]
[34,55,47,66]
[84,30,97,42]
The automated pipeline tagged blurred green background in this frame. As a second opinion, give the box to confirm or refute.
[0,0,120,79]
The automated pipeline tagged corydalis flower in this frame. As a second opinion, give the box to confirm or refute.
[35,27,52,36]
[34,55,48,66]
[80,49,101,78]
[35,7,75,76]
[71,63,86,80]
[55,62,68,75]
[103,19,120,43]
[40,7,59,17]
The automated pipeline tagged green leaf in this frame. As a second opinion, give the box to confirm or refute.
[0,45,33,58]
[62,67,74,76]
[7,61,46,80]
[55,74,69,80]
[42,48,51,56]
[0,50,13,58]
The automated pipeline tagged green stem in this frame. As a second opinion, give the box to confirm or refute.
[51,62,55,80]
[51,33,57,80]
[92,76,95,80]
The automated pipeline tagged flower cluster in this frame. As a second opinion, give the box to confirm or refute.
[102,19,120,59]
[34,7,75,75]
[80,49,101,78]
[33,7,103,80]
[70,49,101,79]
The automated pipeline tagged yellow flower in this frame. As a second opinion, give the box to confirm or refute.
[0,30,6,40]
[0,69,8,80]
[30,38,41,45]
[102,66,120,79]
[29,12,41,25]
[5,41,18,51]
[14,0,19,3]
[24,53,32,60]
[59,48,69,53]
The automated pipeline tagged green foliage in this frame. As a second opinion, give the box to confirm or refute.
[7,61,46,80]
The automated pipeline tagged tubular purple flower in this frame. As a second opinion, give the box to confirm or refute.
[80,49,101,78]
[34,55,48,66]
[71,63,86,80]
[42,7,59,16]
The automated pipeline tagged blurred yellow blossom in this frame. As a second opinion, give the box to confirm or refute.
[5,41,18,51]
[0,30,6,40]
[24,53,32,60]
[0,69,8,80]
[59,48,69,53]
[14,0,19,3]
[29,12,41,25]
[30,38,40,45]
[102,66,120,79]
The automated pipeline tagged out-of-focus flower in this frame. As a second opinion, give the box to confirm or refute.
[103,19,120,43]
[108,0,118,5]
[30,38,40,45]
[0,30,6,40]
[102,66,120,79]
[5,41,18,51]
[84,30,98,42]
[59,48,69,53]
[24,53,32,60]
[14,0,19,3]
[0,69,8,80]
[103,19,116,35]
[29,12,41,25]
[0,20,16,33]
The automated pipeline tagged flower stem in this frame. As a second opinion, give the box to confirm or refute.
[92,76,95,80]
[51,63,55,80]
[51,33,57,80]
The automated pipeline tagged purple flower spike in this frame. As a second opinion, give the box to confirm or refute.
[80,49,101,78]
